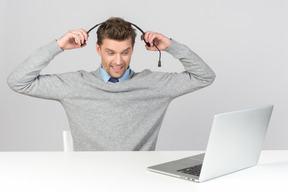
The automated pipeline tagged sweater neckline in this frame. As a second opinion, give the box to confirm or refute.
[92,68,136,83]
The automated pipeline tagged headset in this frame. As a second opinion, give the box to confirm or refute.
[82,22,162,67]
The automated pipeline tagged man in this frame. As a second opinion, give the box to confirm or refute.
[7,17,216,151]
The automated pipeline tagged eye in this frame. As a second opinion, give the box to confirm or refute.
[108,52,114,56]
[122,51,129,55]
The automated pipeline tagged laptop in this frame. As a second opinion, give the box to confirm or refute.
[148,105,273,182]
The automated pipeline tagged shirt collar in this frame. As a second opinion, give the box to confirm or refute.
[99,64,130,83]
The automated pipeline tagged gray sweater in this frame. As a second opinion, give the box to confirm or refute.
[7,39,216,151]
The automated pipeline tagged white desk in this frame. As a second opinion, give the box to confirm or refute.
[0,151,287,192]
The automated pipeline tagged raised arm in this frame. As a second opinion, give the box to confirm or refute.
[142,31,216,98]
[7,29,89,100]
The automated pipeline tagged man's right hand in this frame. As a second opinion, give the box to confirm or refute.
[57,29,88,50]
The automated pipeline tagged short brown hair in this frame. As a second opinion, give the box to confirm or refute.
[97,17,136,47]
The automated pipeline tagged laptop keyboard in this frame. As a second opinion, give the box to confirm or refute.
[177,164,202,176]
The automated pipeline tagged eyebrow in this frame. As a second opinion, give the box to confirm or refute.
[105,47,131,53]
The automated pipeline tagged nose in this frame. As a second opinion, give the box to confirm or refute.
[115,54,123,65]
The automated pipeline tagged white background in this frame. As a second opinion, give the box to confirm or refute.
[1,0,287,151]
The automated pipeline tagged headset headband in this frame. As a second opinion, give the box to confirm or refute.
[82,22,161,67]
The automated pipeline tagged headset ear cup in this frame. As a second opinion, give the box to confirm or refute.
[142,36,151,47]
[81,40,86,47]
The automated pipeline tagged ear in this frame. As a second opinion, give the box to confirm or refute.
[96,43,101,56]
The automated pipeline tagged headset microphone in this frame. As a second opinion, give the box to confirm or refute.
[81,22,162,67]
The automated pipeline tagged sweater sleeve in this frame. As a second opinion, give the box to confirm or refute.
[156,39,216,99]
[7,40,70,101]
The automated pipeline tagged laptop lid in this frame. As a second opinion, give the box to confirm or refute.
[147,105,273,183]
[199,105,273,182]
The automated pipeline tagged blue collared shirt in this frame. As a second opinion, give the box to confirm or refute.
[99,64,130,83]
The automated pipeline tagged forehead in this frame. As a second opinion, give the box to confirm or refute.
[100,38,133,51]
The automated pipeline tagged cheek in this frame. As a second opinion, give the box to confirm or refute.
[124,55,132,63]
[102,56,112,66]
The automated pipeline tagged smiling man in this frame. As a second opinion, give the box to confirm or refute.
[95,20,136,81]
[7,17,216,151]
[97,37,133,81]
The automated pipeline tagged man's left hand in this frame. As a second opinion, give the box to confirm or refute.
[141,31,171,51]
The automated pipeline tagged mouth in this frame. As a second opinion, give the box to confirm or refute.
[111,65,124,72]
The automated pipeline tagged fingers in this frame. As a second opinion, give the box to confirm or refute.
[142,31,164,51]
[141,31,171,51]
[70,29,88,46]
[142,31,158,47]
[57,29,89,50]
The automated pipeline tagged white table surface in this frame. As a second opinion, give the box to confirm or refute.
[0,150,287,192]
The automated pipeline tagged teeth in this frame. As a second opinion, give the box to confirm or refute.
[112,66,122,69]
